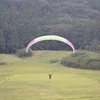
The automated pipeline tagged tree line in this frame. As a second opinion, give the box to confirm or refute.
[0,0,100,53]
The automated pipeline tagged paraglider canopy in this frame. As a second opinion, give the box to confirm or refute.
[26,35,76,53]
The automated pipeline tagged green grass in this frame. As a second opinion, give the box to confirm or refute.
[0,76,6,81]
[0,50,100,100]
[0,54,21,64]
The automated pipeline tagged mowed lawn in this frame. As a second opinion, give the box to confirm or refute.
[0,51,100,100]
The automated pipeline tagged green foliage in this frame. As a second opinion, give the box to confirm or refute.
[15,48,32,58]
[61,50,100,70]
[88,0,100,11]
[0,0,100,53]
[0,29,6,53]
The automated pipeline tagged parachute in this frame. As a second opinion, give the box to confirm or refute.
[26,35,76,53]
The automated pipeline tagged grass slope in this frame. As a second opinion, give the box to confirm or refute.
[0,50,100,100]
[0,54,21,64]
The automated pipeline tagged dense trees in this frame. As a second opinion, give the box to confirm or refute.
[0,0,100,53]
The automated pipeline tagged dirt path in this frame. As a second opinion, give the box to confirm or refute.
[0,75,12,85]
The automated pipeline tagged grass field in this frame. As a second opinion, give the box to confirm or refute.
[0,51,100,100]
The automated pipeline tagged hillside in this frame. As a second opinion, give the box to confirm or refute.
[0,0,100,53]
[0,54,21,65]
[0,50,100,99]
